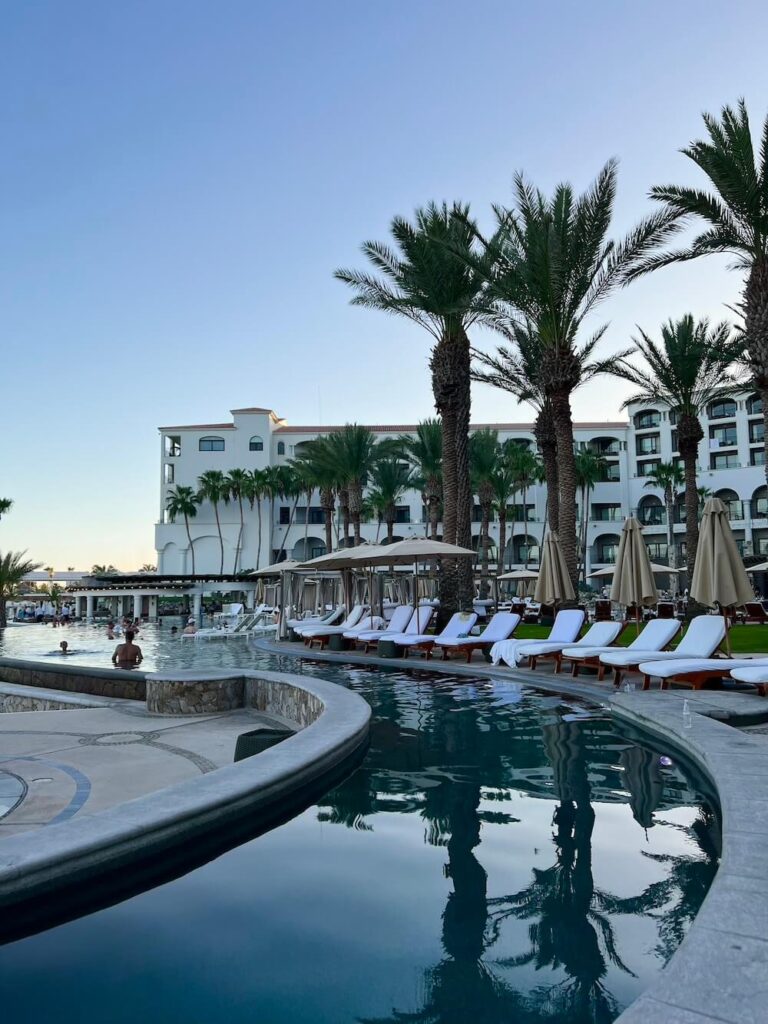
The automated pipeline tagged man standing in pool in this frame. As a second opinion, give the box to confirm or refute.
[111,630,143,668]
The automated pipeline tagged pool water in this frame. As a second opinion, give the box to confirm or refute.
[0,619,270,673]
[0,654,718,1024]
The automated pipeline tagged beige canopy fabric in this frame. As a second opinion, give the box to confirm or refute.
[364,537,476,567]
[534,532,575,604]
[691,497,754,609]
[497,569,539,582]
[588,562,679,579]
[609,516,658,608]
[250,559,303,577]
[296,543,392,572]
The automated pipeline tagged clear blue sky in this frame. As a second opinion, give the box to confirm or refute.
[2,0,767,568]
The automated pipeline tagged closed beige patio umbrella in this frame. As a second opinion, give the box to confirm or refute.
[610,516,658,619]
[534,532,575,605]
[691,497,753,617]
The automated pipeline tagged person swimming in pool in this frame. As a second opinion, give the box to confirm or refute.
[112,629,143,667]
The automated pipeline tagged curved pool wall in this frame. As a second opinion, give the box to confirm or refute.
[259,640,767,1024]
[0,667,371,932]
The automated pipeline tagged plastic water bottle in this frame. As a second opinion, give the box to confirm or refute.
[682,699,692,730]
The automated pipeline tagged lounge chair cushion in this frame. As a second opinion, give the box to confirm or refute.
[638,657,757,680]
[563,619,681,661]
[394,611,478,647]
[436,612,520,648]
[729,662,768,684]
[353,605,413,641]
[599,615,725,668]
[491,609,585,667]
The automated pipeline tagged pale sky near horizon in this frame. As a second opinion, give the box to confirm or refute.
[2,0,767,568]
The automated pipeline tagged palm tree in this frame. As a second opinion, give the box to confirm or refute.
[368,457,412,544]
[470,429,499,598]
[489,456,517,576]
[336,202,499,611]
[630,100,768,479]
[91,563,117,575]
[473,325,560,535]
[471,162,678,587]
[274,465,304,563]
[509,443,543,569]
[196,470,228,574]
[317,425,379,546]
[261,465,287,562]
[290,438,338,555]
[139,563,156,572]
[166,486,201,575]
[611,315,744,580]
[0,551,41,627]
[0,498,12,520]
[643,462,685,570]
[398,419,443,540]
[246,468,266,568]
[574,448,607,582]
[226,469,251,573]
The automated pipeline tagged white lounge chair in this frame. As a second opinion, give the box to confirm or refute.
[600,615,726,688]
[392,611,478,658]
[637,656,766,692]
[302,614,385,650]
[728,663,768,696]
[560,618,682,679]
[521,618,619,671]
[287,606,344,630]
[295,604,366,639]
[375,605,435,650]
[352,605,413,651]
[491,609,586,669]
[436,612,521,663]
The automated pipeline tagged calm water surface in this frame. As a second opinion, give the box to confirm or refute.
[0,635,718,1024]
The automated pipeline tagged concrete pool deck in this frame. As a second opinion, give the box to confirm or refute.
[0,688,290,838]
[255,638,768,1024]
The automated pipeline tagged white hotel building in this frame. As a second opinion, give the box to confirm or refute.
[154,397,768,578]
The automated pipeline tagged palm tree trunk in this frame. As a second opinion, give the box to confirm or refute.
[255,500,263,568]
[429,496,440,540]
[745,260,768,485]
[680,443,700,581]
[184,515,196,575]
[497,509,507,577]
[0,596,7,628]
[350,484,363,546]
[276,495,300,563]
[509,489,517,569]
[321,487,334,553]
[535,405,559,533]
[213,502,224,575]
[479,506,490,599]
[551,392,579,589]
[235,496,245,573]
[386,516,394,543]
[269,498,275,562]
[665,491,676,570]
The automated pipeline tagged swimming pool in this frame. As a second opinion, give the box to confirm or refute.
[0,619,268,673]
[0,653,717,1024]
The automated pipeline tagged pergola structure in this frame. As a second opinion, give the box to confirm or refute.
[64,573,262,622]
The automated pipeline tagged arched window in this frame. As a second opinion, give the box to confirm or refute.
[594,533,621,564]
[634,409,660,430]
[715,488,742,521]
[277,441,286,455]
[637,494,664,526]
[199,436,225,452]
[249,435,264,452]
[747,393,763,416]
[752,485,768,518]
[707,399,736,420]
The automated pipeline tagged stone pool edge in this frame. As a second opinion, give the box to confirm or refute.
[257,639,767,1024]
[0,668,371,911]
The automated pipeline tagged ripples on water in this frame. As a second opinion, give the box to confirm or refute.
[0,629,719,1024]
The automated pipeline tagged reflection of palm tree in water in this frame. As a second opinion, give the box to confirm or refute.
[487,722,630,1023]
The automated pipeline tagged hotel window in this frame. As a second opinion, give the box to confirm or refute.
[709,424,738,446]
[249,435,264,452]
[636,434,660,456]
[591,504,622,521]
[164,435,181,457]
[308,507,325,525]
[668,409,678,425]
[707,399,737,419]
[747,394,763,416]
[636,459,661,476]
[199,436,225,452]
[634,410,661,429]
[279,506,290,525]
[749,421,765,444]
[710,452,738,470]
[163,463,175,485]
[645,542,668,560]
[751,448,766,466]
[395,506,411,524]
[277,441,286,455]
[671,430,678,453]
[507,504,536,522]
[595,538,619,563]
[600,462,621,482]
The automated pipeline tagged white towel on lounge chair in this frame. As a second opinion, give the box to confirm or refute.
[599,615,725,669]
[562,618,681,661]
[491,609,585,667]
[638,657,758,681]
[394,611,477,648]
[512,620,621,664]
[353,605,413,641]
[436,612,520,649]
[729,662,768,684]
[295,604,366,637]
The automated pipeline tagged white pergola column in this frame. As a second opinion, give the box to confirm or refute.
[193,592,202,622]
[246,589,255,610]
[86,594,95,621]
[133,593,142,620]
[148,595,158,620]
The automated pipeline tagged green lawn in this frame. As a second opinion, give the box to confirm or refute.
[511,622,768,653]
